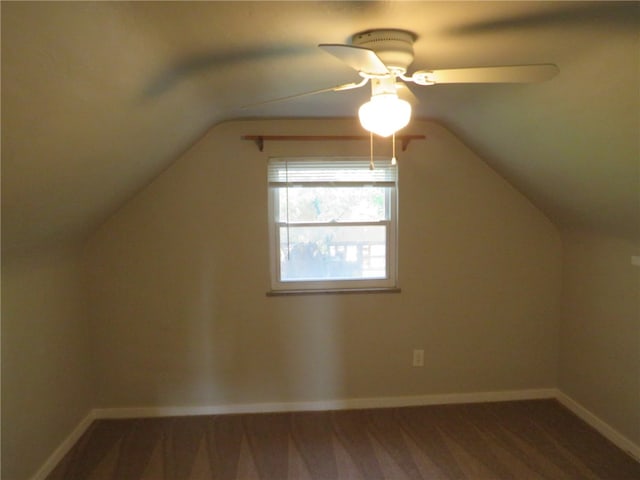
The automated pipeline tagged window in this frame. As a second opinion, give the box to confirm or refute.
[268,157,398,293]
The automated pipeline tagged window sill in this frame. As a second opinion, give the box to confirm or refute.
[266,287,401,297]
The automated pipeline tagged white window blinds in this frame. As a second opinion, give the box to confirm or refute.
[268,157,397,186]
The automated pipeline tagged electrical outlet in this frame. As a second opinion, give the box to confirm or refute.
[413,349,424,367]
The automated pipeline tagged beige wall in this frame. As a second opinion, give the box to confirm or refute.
[559,230,640,445]
[85,118,562,409]
[2,243,93,480]
[4,118,638,478]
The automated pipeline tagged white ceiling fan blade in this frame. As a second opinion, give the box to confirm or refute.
[396,82,419,106]
[416,64,559,84]
[241,79,367,109]
[319,44,389,76]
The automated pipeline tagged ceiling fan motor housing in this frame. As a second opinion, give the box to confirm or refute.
[352,29,416,74]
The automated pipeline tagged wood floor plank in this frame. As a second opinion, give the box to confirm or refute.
[113,418,164,479]
[456,403,566,479]
[291,411,339,480]
[331,410,385,480]
[366,408,424,479]
[166,416,206,480]
[63,419,132,480]
[397,406,470,479]
[46,399,640,480]
[489,401,602,479]
[205,414,244,480]
[287,437,315,480]
[244,412,291,479]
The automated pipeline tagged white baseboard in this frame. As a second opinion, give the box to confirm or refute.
[555,389,640,462]
[93,388,557,419]
[32,387,639,479]
[30,410,96,480]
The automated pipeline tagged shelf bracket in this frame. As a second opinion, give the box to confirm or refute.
[250,135,265,152]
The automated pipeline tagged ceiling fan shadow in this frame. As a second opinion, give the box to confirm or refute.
[141,45,310,99]
[447,2,639,36]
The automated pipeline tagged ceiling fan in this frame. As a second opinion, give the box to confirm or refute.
[247,29,559,137]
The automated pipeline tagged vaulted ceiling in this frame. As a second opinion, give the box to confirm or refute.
[2,1,638,253]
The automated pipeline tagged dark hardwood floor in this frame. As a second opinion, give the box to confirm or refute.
[47,399,640,479]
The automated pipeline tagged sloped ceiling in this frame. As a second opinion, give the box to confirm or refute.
[2,1,638,253]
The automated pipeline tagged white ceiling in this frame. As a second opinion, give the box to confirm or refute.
[2,1,638,253]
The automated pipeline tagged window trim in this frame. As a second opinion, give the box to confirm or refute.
[267,156,398,293]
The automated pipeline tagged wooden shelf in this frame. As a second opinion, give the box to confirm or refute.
[242,134,425,152]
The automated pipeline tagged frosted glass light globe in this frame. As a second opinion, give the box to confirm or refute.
[358,94,411,137]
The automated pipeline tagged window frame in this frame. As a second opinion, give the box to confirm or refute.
[267,156,398,293]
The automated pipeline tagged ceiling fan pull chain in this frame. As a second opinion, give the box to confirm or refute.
[391,133,397,165]
[369,131,375,170]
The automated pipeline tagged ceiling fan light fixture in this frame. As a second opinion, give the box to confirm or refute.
[358,93,411,137]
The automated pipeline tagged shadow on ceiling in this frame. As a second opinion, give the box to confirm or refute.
[141,45,310,99]
[446,2,639,36]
